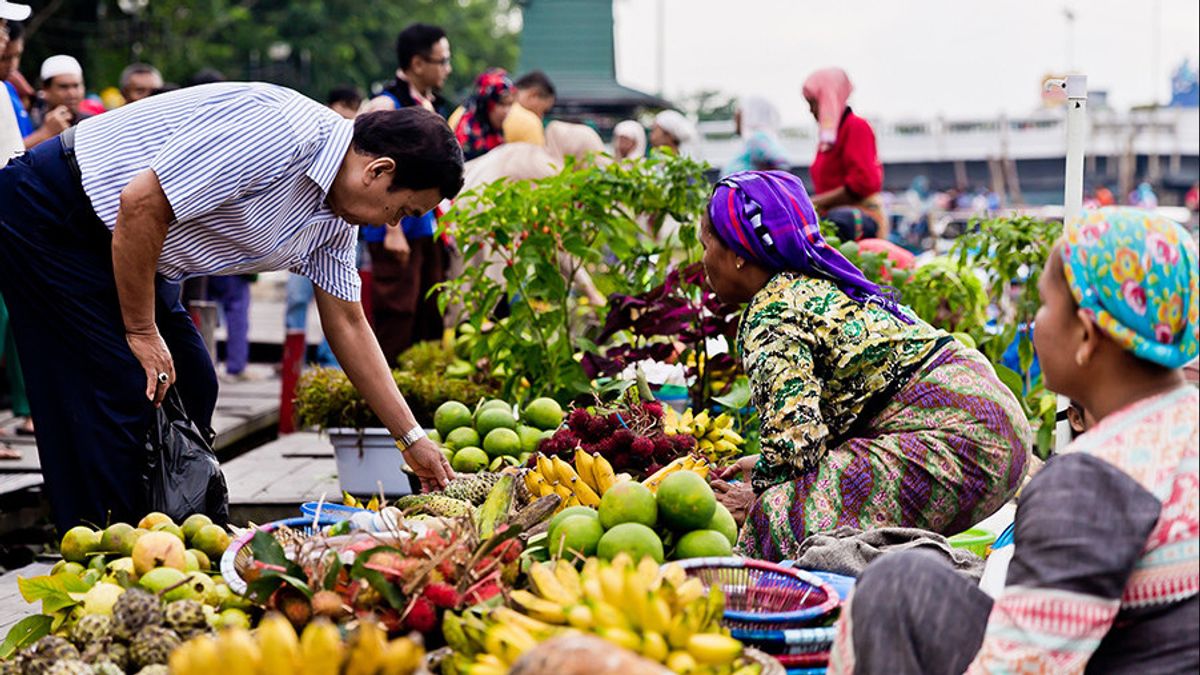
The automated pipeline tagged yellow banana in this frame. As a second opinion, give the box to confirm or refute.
[551,455,579,483]
[573,448,597,491]
[686,633,743,665]
[509,589,567,623]
[713,413,733,430]
[680,410,694,429]
[564,494,582,508]
[674,577,706,607]
[344,619,388,675]
[565,603,594,630]
[698,439,715,452]
[536,454,556,482]
[644,595,673,634]
[257,614,301,675]
[597,565,626,605]
[379,638,424,675]
[530,562,578,605]
[597,627,642,652]
[713,439,740,456]
[523,470,541,495]
[170,635,220,675]
[586,599,631,631]
[553,483,572,502]
[553,559,583,600]
[666,651,698,673]
[299,618,344,675]
[722,429,745,445]
[591,453,617,494]
[692,411,710,433]
[569,476,601,507]
[491,607,560,639]
[642,631,669,663]
[216,628,260,675]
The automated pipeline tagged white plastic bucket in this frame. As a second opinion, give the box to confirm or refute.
[327,428,414,496]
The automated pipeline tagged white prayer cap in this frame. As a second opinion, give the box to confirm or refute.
[0,1,32,22]
[41,55,84,82]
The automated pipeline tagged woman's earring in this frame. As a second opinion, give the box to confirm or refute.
[736,260,744,270]
[1075,353,1085,367]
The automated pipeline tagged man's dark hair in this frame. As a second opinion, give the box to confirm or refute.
[515,70,556,98]
[395,23,447,72]
[327,85,363,108]
[352,107,464,200]
[119,63,162,90]
[5,21,22,41]
[186,68,226,87]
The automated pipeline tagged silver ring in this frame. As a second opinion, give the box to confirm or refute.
[157,372,169,384]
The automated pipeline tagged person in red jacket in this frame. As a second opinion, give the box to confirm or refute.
[803,68,887,239]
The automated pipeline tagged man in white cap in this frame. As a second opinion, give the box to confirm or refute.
[27,54,85,147]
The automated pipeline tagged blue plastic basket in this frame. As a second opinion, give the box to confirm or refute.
[732,626,838,655]
[671,557,840,630]
[300,501,367,521]
[220,515,342,596]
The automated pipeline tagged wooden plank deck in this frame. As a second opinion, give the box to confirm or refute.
[224,432,339,525]
[0,562,52,639]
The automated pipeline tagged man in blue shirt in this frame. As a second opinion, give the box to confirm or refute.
[0,83,463,530]
[0,10,32,138]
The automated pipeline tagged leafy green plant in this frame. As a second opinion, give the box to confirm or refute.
[438,151,711,403]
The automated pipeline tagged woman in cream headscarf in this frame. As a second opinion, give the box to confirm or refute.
[650,109,696,156]
[612,120,647,161]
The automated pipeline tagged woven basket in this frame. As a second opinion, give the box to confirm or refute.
[744,648,786,675]
[732,626,838,656]
[671,557,840,630]
[219,515,341,595]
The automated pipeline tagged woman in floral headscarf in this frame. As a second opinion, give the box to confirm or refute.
[452,68,514,160]
[704,170,1031,561]
[829,208,1200,674]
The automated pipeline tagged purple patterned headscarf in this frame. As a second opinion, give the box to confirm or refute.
[707,170,911,322]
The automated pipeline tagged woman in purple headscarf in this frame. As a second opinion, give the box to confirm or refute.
[706,171,1031,562]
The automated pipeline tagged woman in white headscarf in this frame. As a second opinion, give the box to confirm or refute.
[723,96,790,175]
[650,109,696,156]
[612,120,646,161]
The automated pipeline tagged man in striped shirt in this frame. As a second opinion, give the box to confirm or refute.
[0,82,463,531]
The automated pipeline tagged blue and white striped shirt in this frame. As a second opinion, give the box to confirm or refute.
[73,82,361,301]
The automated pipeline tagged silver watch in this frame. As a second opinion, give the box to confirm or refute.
[396,426,428,450]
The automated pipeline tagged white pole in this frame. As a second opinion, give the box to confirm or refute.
[1046,74,1088,453]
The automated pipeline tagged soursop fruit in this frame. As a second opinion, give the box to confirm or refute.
[91,664,124,675]
[442,472,503,505]
[163,599,206,634]
[45,660,93,675]
[81,639,129,671]
[72,613,112,646]
[112,588,163,640]
[0,656,26,675]
[25,635,81,674]
[129,626,180,669]
[135,667,169,675]
[394,494,474,518]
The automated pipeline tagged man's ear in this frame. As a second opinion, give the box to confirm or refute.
[365,156,397,184]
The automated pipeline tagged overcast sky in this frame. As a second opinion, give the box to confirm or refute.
[612,0,1200,124]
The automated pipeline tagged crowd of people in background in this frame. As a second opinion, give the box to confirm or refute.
[2,10,1197,458]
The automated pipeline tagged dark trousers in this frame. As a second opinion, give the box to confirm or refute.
[0,138,218,532]
[206,275,251,375]
[367,236,447,366]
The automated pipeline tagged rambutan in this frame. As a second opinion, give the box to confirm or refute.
[464,581,502,605]
[403,597,437,633]
[642,401,665,418]
[611,429,635,450]
[422,582,461,609]
[630,436,655,460]
[567,408,592,431]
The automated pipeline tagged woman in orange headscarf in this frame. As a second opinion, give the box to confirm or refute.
[802,68,887,239]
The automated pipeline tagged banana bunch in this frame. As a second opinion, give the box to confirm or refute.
[663,409,745,466]
[523,450,623,512]
[446,556,755,674]
[168,614,423,675]
[343,492,382,511]
[642,455,713,494]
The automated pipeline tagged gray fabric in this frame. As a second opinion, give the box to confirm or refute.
[792,526,986,580]
[1009,453,1161,598]
[847,550,992,675]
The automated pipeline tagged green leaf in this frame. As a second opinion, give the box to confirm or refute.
[243,576,285,605]
[249,530,289,569]
[993,364,1030,414]
[0,614,52,660]
[348,546,408,609]
[713,377,751,410]
[322,555,344,592]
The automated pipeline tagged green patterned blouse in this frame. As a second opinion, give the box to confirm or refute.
[740,272,945,490]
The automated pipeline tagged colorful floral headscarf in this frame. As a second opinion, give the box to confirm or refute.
[454,68,513,161]
[708,170,911,323]
[1061,207,1199,368]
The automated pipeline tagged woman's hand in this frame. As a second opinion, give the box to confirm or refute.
[715,455,758,482]
[402,437,454,492]
[711,480,755,526]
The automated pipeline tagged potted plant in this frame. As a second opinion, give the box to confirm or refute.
[293,360,499,496]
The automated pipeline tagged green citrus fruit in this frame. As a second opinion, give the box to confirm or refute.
[656,471,716,531]
[132,531,187,576]
[138,566,186,594]
[547,506,599,535]
[444,426,481,450]
[598,481,658,529]
[433,401,472,438]
[137,512,174,530]
[99,523,135,554]
[192,525,231,560]
[482,428,521,458]
[152,522,186,542]
[516,425,544,454]
[706,502,739,547]
[82,582,124,615]
[546,515,604,559]
[523,398,564,431]
[674,529,733,559]
[451,447,489,473]
[475,408,518,439]
[597,523,664,564]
